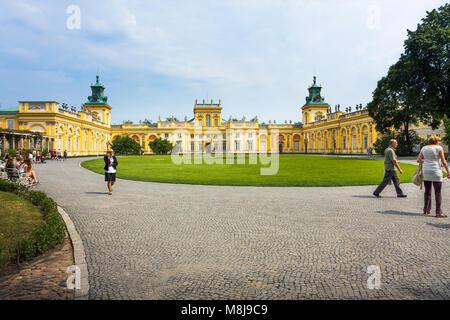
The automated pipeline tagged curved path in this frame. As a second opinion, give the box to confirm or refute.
[35,158,450,299]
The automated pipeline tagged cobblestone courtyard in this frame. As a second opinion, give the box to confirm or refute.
[35,157,450,299]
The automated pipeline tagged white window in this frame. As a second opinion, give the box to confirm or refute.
[248,140,253,151]
[235,140,241,150]
[6,119,14,129]
[198,119,202,126]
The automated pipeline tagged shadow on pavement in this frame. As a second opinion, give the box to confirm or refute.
[85,192,109,195]
[352,195,397,199]
[377,210,422,216]
[427,223,450,229]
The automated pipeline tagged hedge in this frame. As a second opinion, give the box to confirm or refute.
[0,179,66,265]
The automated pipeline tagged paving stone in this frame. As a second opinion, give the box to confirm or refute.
[31,157,450,300]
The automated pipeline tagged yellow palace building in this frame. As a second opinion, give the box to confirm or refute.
[0,75,378,156]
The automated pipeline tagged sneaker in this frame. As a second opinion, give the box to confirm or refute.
[397,194,407,198]
[373,192,381,198]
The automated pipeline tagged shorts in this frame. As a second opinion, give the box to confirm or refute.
[105,172,116,182]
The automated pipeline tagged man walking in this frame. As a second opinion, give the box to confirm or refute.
[373,139,407,198]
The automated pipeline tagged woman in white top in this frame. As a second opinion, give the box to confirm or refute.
[417,136,450,217]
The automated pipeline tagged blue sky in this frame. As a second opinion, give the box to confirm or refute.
[0,0,446,124]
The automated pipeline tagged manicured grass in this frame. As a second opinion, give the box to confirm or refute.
[0,191,44,268]
[81,154,418,187]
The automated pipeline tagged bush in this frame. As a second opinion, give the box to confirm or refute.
[373,131,425,156]
[149,138,174,155]
[0,179,66,266]
[7,149,17,158]
[111,136,142,155]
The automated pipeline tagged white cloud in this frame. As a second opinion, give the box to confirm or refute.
[0,0,447,122]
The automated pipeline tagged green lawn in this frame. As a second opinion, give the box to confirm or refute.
[0,191,44,268]
[81,154,418,187]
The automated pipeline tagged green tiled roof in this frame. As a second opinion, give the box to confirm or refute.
[0,107,19,114]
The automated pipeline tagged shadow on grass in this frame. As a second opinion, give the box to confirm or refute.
[377,210,422,216]
[427,223,450,229]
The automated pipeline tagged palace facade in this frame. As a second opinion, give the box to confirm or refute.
[1,74,440,156]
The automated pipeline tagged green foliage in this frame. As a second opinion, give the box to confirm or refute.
[368,4,449,152]
[7,149,17,158]
[443,116,450,148]
[111,135,142,155]
[0,179,65,267]
[373,131,425,156]
[403,4,450,128]
[149,138,174,155]
[367,57,420,134]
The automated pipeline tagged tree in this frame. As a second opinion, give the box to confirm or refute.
[367,56,421,154]
[142,118,152,125]
[373,132,425,156]
[443,115,450,148]
[368,4,449,153]
[403,4,450,128]
[110,136,141,155]
[149,138,174,155]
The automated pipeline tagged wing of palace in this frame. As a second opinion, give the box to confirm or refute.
[0,75,443,155]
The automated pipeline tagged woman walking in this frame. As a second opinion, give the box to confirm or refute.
[417,136,450,217]
[104,149,118,195]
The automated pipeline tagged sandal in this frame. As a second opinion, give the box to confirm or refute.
[423,211,431,215]
[436,212,447,218]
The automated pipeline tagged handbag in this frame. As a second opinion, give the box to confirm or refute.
[412,163,423,189]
